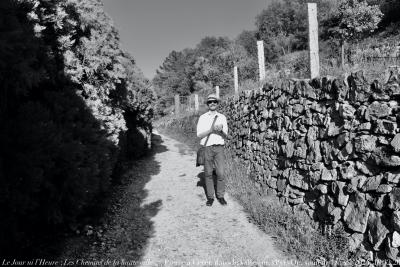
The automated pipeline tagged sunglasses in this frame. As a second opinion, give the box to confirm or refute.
[207,100,218,104]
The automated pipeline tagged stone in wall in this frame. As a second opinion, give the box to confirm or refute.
[372,119,397,135]
[337,142,354,162]
[387,171,400,184]
[288,169,309,190]
[312,113,325,126]
[371,194,388,210]
[349,233,365,252]
[391,231,400,248]
[357,122,372,132]
[296,161,311,171]
[372,148,400,167]
[285,141,295,158]
[321,141,337,164]
[386,238,400,262]
[276,178,287,193]
[293,142,308,159]
[390,189,400,211]
[339,161,357,180]
[347,70,371,102]
[292,104,305,117]
[316,184,328,194]
[368,211,390,251]
[307,141,322,164]
[354,135,377,153]
[335,132,350,148]
[355,161,375,176]
[321,166,337,181]
[343,192,370,233]
[391,134,400,152]
[365,102,392,120]
[393,211,400,232]
[327,121,342,137]
[306,126,319,146]
[288,197,304,205]
[288,185,306,198]
[361,175,383,192]
[310,170,322,184]
[267,177,278,189]
[330,77,348,100]
[303,80,319,100]
[339,103,356,119]
[331,181,349,206]
[376,184,392,194]
[350,175,367,191]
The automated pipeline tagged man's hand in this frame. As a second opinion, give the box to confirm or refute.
[213,124,223,132]
[212,124,228,140]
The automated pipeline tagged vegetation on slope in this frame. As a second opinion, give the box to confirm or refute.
[0,0,154,256]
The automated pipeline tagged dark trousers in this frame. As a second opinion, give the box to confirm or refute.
[204,145,226,199]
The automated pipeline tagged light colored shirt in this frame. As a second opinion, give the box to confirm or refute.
[196,111,228,146]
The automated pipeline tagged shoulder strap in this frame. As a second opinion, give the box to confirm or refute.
[204,115,218,146]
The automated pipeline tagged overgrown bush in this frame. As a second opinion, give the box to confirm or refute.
[0,0,154,256]
[156,113,201,150]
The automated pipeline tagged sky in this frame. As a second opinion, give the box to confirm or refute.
[102,0,270,80]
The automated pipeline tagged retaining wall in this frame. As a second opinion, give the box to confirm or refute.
[221,67,400,261]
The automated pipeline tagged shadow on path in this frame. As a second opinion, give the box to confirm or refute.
[43,133,168,264]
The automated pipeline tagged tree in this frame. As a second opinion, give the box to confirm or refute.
[153,36,237,102]
[153,34,259,105]
[255,0,342,62]
[236,30,258,59]
[153,50,195,100]
[367,0,400,28]
[327,0,383,67]
[255,0,308,61]
[0,0,154,255]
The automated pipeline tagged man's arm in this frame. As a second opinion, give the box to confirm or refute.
[197,127,214,139]
[214,116,229,140]
[197,116,215,139]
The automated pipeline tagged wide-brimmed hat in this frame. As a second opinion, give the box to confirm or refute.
[207,93,219,102]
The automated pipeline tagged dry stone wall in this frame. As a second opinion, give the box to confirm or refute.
[221,68,400,261]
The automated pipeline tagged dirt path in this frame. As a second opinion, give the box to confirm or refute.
[59,132,288,267]
[135,131,287,267]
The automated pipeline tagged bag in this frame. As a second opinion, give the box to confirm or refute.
[196,146,205,167]
[196,115,218,167]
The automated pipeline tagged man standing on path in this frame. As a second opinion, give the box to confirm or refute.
[196,94,229,206]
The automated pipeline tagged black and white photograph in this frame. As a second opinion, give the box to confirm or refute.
[1,0,400,266]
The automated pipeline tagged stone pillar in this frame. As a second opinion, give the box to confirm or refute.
[308,3,320,79]
[174,94,180,115]
[194,94,199,112]
[234,66,239,96]
[257,40,266,81]
[216,86,220,99]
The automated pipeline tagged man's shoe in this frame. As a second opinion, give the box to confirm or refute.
[217,197,227,205]
[206,198,214,206]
